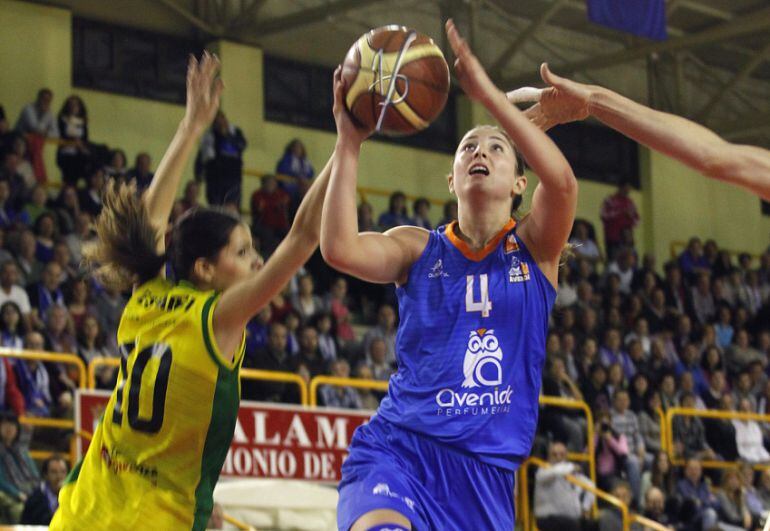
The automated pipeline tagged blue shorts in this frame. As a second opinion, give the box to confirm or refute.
[337,416,515,530]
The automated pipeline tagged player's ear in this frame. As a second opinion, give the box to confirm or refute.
[512,174,527,197]
[192,257,215,284]
[446,172,455,195]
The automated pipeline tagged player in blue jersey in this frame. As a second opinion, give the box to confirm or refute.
[321,20,579,531]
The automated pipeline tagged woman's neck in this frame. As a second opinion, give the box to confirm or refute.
[455,201,511,250]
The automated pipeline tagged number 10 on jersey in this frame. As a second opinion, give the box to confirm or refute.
[466,274,492,317]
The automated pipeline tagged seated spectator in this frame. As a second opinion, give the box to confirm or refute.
[554,265,578,309]
[733,398,770,464]
[295,325,325,378]
[674,344,708,394]
[605,362,626,400]
[599,328,635,380]
[757,469,770,514]
[642,486,674,528]
[534,441,594,531]
[738,461,765,524]
[0,412,39,524]
[678,237,710,280]
[33,212,58,264]
[78,168,105,218]
[716,468,754,530]
[56,96,89,187]
[52,185,81,236]
[243,322,299,404]
[638,392,663,460]
[705,393,739,461]
[76,315,115,389]
[609,389,644,504]
[91,283,126,355]
[625,317,651,357]
[628,372,649,413]
[0,263,31,328]
[354,364,381,410]
[569,220,601,267]
[250,174,289,253]
[320,360,361,409]
[178,180,201,213]
[581,363,609,413]
[8,135,35,192]
[676,458,718,530]
[367,338,394,382]
[14,230,42,287]
[276,138,314,181]
[0,179,28,230]
[363,304,397,366]
[290,274,323,323]
[103,148,127,180]
[727,330,763,375]
[65,277,90,332]
[27,262,65,330]
[672,392,716,460]
[20,455,67,525]
[676,372,706,410]
[14,333,51,417]
[437,199,457,227]
[690,272,716,325]
[325,277,355,346]
[640,451,675,511]
[598,479,633,531]
[606,247,635,295]
[244,306,271,355]
[411,197,431,230]
[733,371,758,412]
[314,313,337,364]
[0,302,26,350]
[23,186,52,227]
[0,152,28,214]
[749,360,768,396]
[702,369,727,409]
[283,310,301,356]
[357,201,378,232]
[126,152,153,193]
[377,191,412,230]
[701,345,725,382]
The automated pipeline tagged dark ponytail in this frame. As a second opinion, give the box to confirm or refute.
[83,180,166,291]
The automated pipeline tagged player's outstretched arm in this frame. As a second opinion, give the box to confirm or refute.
[144,52,223,252]
[320,67,429,285]
[446,20,577,283]
[511,63,770,201]
[212,151,335,358]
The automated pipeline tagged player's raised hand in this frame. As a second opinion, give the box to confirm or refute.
[445,19,499,103]
[332,65,372,146]
[507,63,593,130]
[184,51,224,133]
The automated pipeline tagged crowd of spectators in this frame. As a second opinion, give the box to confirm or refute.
[3,89,770,529]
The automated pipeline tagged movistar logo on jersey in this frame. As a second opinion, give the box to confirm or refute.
[435,329,512,416]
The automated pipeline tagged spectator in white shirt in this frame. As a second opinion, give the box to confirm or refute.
[15,89,57,138]
[733,398,770,464]
[0,262,31,330]
[534,441,594,530]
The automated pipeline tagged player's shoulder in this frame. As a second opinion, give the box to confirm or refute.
[383,225,432,261]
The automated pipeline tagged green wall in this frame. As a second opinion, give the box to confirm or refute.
[2,0,767,261]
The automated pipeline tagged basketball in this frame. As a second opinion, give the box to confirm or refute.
[341,25,450,136]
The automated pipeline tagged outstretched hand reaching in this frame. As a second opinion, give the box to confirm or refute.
[184,51,224,134]
[445,19,500,103]
[506,63,593,130]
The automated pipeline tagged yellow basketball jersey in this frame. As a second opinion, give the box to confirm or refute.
[52,278,245,531]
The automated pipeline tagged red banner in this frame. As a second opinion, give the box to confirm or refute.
[76,390,372,482]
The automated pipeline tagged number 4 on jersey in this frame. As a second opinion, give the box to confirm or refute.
[466,274,492,317]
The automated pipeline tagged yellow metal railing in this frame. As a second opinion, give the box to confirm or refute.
[309,375,389,407]
[87,356,121,388]
[656,406,667,455]
[241,368,309,406]
[631,514,671,531]
[222,513,258,531]
[0,348,86,389]
[666,407,770,469]
[520,456,630,531]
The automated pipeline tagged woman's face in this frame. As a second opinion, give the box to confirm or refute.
[608,364,623,384]
[657,452,669,472]
[48,308,68,333]
[451,127,525,206]
[1,305,19,329]
[83,317,99,340]
[0,420,17,445]
[38,216,55,238]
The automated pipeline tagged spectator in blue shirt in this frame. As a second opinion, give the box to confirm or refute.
[599,328,635,380]
[676,458,718,529]
[674,344,709,397]
[377,191,413,230]
[679,237,710,280]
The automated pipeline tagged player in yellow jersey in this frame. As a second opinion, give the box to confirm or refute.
[50,52,335,530]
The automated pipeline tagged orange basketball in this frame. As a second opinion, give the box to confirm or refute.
[341,26,450,137]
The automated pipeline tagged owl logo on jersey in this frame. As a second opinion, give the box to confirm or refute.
[509,256,530,283]
[462,329,503,388]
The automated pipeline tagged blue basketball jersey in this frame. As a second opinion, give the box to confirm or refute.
[376,219,556,471]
